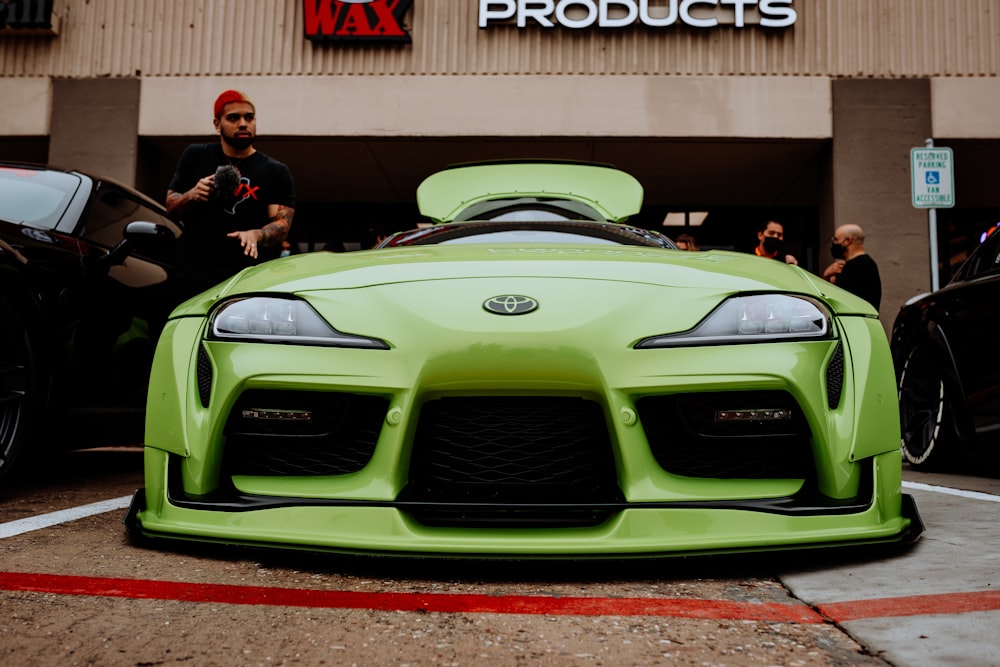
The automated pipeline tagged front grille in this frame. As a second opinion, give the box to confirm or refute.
[637,391,815,481]
[222,390,388,476]
[403,396,622,526]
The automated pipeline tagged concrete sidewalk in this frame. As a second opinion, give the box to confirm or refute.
[777,473,1000,666]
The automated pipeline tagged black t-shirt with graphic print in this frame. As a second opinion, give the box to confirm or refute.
[168,143,295,293]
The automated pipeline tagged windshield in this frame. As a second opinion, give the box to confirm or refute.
[454,198,606,223]
[441,230,619,245]
[0,166,81,229]
[951,224,1000,282]
[377,220,675,249]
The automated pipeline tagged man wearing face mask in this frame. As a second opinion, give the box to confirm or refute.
[754,220,798,265]
[822,223,881,310]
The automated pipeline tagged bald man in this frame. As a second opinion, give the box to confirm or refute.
[822,224,881,310]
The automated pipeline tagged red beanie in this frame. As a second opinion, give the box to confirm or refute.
[213,90,254,119]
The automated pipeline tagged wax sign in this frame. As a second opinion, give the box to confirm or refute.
[304,0,413,43]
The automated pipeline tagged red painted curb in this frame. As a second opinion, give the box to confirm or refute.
[4,571,997,623]
[817,590,1000,622]
[1,571,822,623]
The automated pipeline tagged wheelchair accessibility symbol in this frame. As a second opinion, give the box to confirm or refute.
[925,171,941,185]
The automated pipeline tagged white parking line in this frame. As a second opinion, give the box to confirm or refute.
[0,495,133,539]
[903,481,1000,503]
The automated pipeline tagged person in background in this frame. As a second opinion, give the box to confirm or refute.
[675,233,700,251]
[166,89,296,294]
[822,223,882,310]
[754,220,798,265]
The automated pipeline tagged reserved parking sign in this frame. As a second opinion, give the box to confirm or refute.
[911,147,955,209]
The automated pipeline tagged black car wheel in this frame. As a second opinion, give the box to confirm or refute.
[898,345,956,469]
[0,295,40,484]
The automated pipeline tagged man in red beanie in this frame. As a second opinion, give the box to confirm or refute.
[166,89,296,294]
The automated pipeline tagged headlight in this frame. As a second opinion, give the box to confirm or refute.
[636,294,832,348]
[209,296,389,349]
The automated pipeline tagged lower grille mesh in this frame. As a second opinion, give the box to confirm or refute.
[218,389,817,523]
[404,396,622,515]
[637,391,816,481]
[222,390,388,476]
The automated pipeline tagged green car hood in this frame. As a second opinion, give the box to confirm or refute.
[171,246,877,320]
[416,162,644,223]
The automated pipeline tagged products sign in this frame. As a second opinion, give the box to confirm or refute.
[304,0,413,43]
[479,0,798,29]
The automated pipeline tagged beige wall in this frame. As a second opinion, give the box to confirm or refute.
[0,78,50,135]
[138,75,832,139]
[2,0,998,78]
[4,0,998,143]
[48,79,140,184]
[932,78,1000,138]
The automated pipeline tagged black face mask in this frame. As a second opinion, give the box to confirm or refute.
[830,241,847,260]
[762,236,782,256]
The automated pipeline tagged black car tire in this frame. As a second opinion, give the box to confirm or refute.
[0,294,42,484]
[897,344,957,469]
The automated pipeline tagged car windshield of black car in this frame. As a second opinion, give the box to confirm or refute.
[952,225,1000,282]
[0,168,78,229]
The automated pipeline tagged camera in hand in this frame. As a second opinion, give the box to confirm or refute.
[212,165,241,204]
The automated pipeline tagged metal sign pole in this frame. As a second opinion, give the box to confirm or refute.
[925,138,940,292]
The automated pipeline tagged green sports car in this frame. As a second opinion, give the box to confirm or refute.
[126,162,922,557]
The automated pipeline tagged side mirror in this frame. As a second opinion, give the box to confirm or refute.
[124,220,175,245]
[100,221,175,268]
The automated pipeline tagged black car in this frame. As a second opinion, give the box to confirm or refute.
[892,223,1000,469]
[0,163,183,485]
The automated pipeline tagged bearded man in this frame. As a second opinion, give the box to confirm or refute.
[166,90,296,294]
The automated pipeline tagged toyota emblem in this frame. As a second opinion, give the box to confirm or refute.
[483,295,539,315]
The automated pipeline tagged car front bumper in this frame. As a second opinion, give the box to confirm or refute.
[126,448,922,558]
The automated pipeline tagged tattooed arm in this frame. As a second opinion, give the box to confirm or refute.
[227,204,295,259]
[166,175,215,220]
[260,204,294,246]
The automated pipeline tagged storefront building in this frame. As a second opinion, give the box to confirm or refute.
[2,0,999,328]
